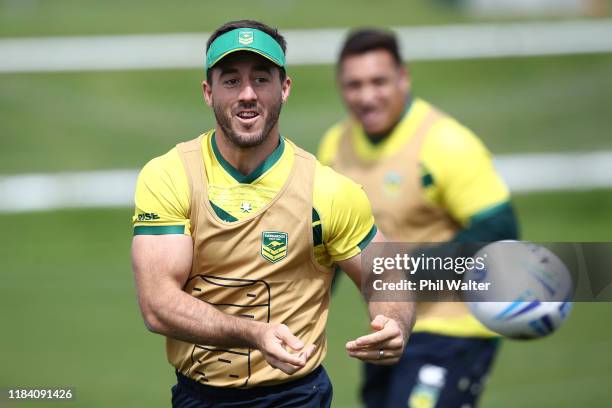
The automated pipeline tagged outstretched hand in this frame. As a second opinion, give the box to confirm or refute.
[346,315,405,365]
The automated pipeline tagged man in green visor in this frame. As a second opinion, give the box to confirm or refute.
[131,20,415,407]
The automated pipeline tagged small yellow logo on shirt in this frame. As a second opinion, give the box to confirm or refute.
[383,171,403,197]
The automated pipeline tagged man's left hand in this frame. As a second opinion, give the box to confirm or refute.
[345,314,406,365]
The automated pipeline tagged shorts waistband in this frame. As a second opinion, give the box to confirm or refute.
[176,365,323,400]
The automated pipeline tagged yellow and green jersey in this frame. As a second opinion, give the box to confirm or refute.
[319,97,513,338]
[319,98,510,228]
[133,130,377,268]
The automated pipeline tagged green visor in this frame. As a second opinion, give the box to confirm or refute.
[205,28,286,71]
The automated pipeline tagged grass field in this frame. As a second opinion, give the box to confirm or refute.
[2,53,612,174]
[2,0,611,38]
[1,190,611,407]
[2,1,612,406]
[0,0,473,38]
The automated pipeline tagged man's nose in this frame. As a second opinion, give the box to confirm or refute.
[359,85,377,106]
[238,82,257,102]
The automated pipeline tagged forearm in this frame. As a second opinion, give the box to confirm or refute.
[340,233,412,364]
[452,202,519,242]
[132,235,262,349]
[141,282,263,348]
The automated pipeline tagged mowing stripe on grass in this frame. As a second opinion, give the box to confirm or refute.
[1,151,612,213]
[1,20,612,73]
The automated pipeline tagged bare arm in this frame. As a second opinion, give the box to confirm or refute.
[131,234,316,374]
[336,230,416,365]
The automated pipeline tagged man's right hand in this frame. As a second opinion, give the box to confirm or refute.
[254,323,317,375]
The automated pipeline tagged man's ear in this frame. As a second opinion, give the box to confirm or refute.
[281,76,292,103]
[202,80,213,107]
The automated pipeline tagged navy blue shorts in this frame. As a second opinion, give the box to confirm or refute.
[172,365,333,408]
[362,332,500,408]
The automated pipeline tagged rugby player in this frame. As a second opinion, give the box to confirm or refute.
[318,29,519,408]
[131,20,415,408]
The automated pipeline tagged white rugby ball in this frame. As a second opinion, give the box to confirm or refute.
[464,241,573,339]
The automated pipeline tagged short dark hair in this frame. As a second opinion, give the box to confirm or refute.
[206,20,287,83]
[338,29,402,68]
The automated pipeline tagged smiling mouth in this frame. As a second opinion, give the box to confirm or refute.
[236,111,260,121]
[360,109,381,121]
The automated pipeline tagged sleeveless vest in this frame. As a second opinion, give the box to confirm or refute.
[330,109,473,320]
[331,108,460,242]
[168,136,333,388]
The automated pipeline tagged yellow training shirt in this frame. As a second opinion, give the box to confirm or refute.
[319,98,509,338]
[133,130,376,267]
[318,97,509,227]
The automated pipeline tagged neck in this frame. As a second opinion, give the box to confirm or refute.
[214,126,281,176]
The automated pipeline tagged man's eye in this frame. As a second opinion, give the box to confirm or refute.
[224,78,239,86]
[254,77,269,84]
[345,81,361,91]
[372,78,388,86]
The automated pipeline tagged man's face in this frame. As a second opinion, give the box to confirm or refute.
[338,50,410,137]
[203,52,291,148]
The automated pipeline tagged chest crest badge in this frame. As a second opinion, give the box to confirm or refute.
[261,231,288,263]
[383,171,403,197]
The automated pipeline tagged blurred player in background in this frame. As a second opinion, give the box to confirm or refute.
[131,20,414,408]
[318,29,519,408]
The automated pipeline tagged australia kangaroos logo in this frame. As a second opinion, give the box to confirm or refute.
[261,231,288,263]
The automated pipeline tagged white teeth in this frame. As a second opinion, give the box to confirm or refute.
[237,112,258,119]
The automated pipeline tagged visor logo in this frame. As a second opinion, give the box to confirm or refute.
[238,31,254,45]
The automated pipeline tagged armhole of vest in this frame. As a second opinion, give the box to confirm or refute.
[289,144,330,273]
[413,108,447,173]
[321,122,349,166]
[307,157,335,275]
[337,121,353,159]
[176,137,204,230]
[415,108,445,147]
[292,144,315,162]
[341,121,353,140]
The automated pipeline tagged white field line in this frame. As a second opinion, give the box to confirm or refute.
[1,19,612,73]
[0,151,611,213]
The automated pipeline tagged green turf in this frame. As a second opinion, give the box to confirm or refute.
[1,190,611,407]
[3,0,611,38]
[2,53,612,174]
[513,190,612,241]
[0,0,471,38]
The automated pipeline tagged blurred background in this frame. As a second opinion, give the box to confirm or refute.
[1,0,612,407]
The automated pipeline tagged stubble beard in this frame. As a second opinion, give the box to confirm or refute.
[213,98,283,149]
